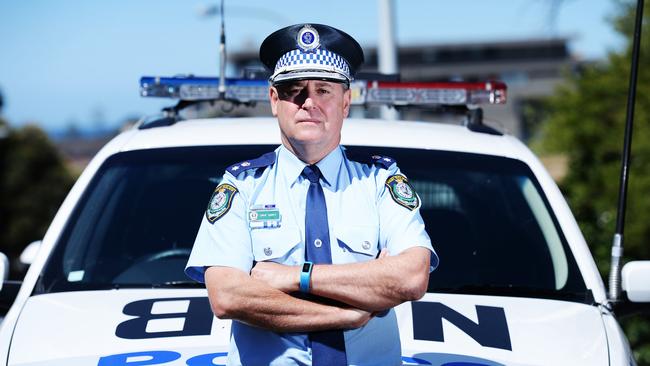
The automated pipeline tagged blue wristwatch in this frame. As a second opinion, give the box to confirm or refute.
[299,261,313,293]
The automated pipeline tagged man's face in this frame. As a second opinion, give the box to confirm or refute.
[270,79,351,153]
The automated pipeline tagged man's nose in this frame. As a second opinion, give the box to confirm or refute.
[301,95,316,109]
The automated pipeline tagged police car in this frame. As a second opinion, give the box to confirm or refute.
[0,76,649,366]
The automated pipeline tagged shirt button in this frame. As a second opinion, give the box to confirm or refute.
[264,247,272,256]
[362,241,371,250]
[314,239,322,248]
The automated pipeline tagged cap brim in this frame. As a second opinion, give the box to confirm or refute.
[271,70,349,85]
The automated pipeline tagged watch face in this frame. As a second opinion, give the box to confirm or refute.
[302,263,311,272]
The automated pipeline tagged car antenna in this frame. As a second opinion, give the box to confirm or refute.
[608,0,645,303]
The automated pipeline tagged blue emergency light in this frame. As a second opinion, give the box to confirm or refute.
[140,77,269,102]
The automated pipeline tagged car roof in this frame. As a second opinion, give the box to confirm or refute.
[116,117,534,163]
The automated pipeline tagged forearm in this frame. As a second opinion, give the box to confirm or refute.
[309,247,431,311]
[205,266,368,332]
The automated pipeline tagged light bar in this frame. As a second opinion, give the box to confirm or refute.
[140,76,507,106]
[358,81,507,105]
[140,77,269,102]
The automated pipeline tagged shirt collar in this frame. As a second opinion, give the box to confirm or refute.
[277,144,343,188]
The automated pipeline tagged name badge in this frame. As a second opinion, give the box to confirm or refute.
[249,204,282,229]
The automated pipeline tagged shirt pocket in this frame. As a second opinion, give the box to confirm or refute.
[250,225,302,264]
[335,225,380,263]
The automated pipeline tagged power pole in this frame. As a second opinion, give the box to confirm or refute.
[378,0,399,120]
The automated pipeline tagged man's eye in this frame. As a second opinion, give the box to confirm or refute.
[317,88,330,94]
[281,89,300,98]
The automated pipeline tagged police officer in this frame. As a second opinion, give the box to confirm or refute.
[186,23,437,366]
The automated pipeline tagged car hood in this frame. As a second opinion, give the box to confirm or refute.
[8,290,607,366]
[398,293,608,366]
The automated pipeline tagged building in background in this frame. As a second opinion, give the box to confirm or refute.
[230,37,577,140]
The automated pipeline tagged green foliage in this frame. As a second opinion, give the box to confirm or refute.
[0,121,74,278]
[537,1,650,363]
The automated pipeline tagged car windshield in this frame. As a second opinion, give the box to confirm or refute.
[35,145,587,302]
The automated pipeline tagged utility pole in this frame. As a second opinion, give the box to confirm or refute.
[378,0,399,120]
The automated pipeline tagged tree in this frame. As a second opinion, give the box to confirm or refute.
[0,122,75,279]
[536,1,650,363]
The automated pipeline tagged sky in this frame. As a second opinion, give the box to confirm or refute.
[0,0,627,132]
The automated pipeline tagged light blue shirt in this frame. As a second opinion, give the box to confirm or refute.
[186,144,436,366]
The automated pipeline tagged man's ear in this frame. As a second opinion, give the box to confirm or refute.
[342,87,351,118]
[269,86,279,116]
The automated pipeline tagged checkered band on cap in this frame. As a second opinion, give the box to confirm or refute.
[272,48,351,81]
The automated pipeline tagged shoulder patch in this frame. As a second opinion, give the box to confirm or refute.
[227,151,277,176]
[344,149,396,169]
[385,174,420,211]
[206,183,238,223]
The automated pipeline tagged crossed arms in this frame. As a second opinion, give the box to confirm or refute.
[204,246,431,332]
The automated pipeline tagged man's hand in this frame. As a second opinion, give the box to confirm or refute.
[251,250,392,293]
[308,246,431,312]
[251,261,300,293]
[206,266,373,332]
[347,307,374,329]
[250,246,430,313]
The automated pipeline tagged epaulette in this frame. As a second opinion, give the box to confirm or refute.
[226,151,277,176]
[344,150,396,169]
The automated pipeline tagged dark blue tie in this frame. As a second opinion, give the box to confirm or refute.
[303,165,347,366]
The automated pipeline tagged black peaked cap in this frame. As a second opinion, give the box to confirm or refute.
[259,23,364,77]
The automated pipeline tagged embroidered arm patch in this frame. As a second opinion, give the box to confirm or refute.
[385,174,420,211]
[206,183,238,223]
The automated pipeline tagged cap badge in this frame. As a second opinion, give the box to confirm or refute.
[297,25,320,52]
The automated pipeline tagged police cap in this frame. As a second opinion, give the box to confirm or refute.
[260,23,364,85]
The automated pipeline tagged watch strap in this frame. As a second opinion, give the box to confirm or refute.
[299,261,313,293]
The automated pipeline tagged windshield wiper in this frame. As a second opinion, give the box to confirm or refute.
[430,285,593,303]
[107,281,205,289]
[152,281,205,288]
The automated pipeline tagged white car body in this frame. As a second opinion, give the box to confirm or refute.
[0,117,641,365]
